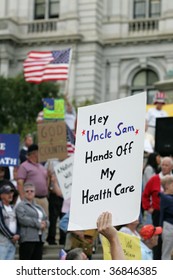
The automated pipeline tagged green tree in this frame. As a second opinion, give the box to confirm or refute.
[0,75,60,137]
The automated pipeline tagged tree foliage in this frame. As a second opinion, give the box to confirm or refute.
[0,75,60,137]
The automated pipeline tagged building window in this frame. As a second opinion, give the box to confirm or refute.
[131,69,159,104]
[34,0,60,20]
[35,0,45,19]
[49,0,60,18]
[133,0,160,19]
[134,0,146,19]
[149,0,160,18]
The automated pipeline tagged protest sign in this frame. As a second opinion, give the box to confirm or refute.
[101,232,141,260]
[43,98,65,120]
[68,92,146,230]
[54,155,74,200]
[0,134,20,166]
[37,121,67,162]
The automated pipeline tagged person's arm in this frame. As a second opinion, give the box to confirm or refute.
[97,212,125,260]
[17,178,25,199]
[142,177,153,211]
[50,174,63,197]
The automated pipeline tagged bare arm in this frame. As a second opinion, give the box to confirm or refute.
[97,212,125,260]
[17,179,25,200]
[50,174,63,197]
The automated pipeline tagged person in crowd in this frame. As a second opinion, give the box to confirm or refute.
[143,152,161,189]
[142,152,161,225]
[159,175,173,259]
[0,166,18,205]
[65,212,125,260]
[146,91,167,138]
[64,95,77,134]
[119,219,141,238]
[139,224,162,260]
[142,156,173,226]
[144,120,155,164]
[17,144,49,216]
[46,172,66,245]
[0,185,20,259]
[19,133,33,163]
[65,247,88,260]
[15,183,49,260]
[142,156,173,259]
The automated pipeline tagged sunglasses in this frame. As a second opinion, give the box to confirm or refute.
[25,190,35,193]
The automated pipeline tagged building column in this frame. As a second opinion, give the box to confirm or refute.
[0,58,9,77]
[109,60,120,101]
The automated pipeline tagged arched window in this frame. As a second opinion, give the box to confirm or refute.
[131,69,159,104]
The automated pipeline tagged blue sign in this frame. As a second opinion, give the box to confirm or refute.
[0,134,20,166]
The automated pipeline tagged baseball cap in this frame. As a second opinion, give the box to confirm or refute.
[0,185,14,194]
[27,144,38,154]
[139,224,162,240]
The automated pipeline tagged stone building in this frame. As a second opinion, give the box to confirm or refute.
[0,0,173,104]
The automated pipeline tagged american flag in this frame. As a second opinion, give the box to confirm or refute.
[23,48,71,83]
[66,124,75,156]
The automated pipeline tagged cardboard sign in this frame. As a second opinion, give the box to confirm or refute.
[54,155,74,200]
[68,92,146,230]
[37,121,67,162]
[43,98,65,120]
[101,232,141,260]
[0,134,20,166]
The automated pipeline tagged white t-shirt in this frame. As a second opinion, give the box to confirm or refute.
[4,205,17,234]
[146,107,167,127]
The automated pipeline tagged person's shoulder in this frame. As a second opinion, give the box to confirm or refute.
[147,173,159,182]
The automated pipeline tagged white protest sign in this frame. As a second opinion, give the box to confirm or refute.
[68,92,146,231]
[54,155,74,200]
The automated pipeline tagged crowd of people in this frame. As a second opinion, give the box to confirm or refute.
[0,92,173,260]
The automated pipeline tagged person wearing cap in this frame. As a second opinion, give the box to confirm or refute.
[146,92,168,138]
[0,185,20,259]
[0,166,19,205]
[159,175,173,259]
[139,224,162,260]
[17,144,49,216]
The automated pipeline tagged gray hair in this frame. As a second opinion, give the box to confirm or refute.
[23,182,35,191]
[65,248,84,260]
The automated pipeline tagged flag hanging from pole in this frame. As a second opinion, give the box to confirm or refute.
[23,48,71,83]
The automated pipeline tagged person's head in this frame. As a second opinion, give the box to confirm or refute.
[27,144,38,163]
[139,224,162,249]
[24,134,33,148]
[23,182,36,202]
[146,152,161,170]
[0,166,5,179]
[153,92,166,110]
[65,248,88,260]
[160,157,173,175]
[0,185,14,205]
[161,175,173,194]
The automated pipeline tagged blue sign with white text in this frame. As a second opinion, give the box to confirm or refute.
[0,134,20,166]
